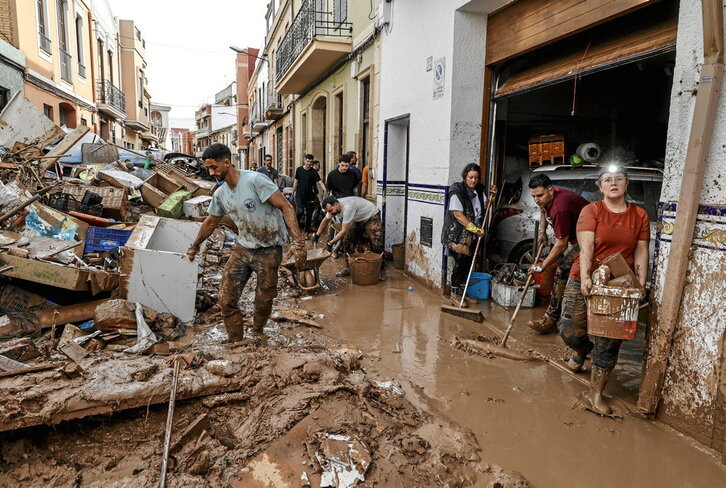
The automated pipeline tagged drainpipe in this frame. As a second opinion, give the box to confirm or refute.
[637,0,724,414]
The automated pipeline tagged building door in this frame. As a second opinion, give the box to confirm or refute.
[382,115,410,252]
[276,127,283,171]
[311,96,327,171]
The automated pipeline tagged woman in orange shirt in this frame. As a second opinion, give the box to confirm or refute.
[559,166,649,415]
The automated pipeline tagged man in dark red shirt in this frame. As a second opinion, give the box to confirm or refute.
[526,174,590,333]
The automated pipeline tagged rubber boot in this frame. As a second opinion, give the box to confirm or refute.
[526,314,558,334]
[566,352,586,372]
[590,366,613,415]
[223,316,245,343]
[379,265,387,282]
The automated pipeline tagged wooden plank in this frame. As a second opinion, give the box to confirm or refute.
[0,363,58,379]
[40,126,90,171]
[0,253,90,290]
[486,0,654,65]
[637,61,725,414]
[495,17,676,97]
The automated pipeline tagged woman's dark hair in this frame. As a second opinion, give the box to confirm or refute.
[461,163,481,181]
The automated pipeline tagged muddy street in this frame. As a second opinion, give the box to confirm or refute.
[306,258,726,488]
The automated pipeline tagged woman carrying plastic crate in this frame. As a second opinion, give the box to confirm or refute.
[559,165,650,415]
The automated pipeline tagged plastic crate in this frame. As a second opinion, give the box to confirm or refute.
[84,226,132,253]
[46,192,104,216]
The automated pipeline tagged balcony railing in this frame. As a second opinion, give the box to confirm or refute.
[77,62,86,79]
[96,79,126,115]
[59,48,72,83]
[275,0,352,83]
[266,84,282,110]
[38,32,52,54]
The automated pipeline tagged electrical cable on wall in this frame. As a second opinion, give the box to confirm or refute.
[571,36,593,116]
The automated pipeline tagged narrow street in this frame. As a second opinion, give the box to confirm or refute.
[307,259,726,488]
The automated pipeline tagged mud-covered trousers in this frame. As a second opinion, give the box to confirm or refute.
[450,250,473,292]
[346,212,384,254]
[558,278,622,370]
[218,244,282,341]
[545,243,579,321]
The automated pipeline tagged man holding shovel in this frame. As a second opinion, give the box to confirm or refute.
[186,143,307,342]
[526,174,589,334]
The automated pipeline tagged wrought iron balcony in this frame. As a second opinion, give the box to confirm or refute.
[59,48,72,83]
[96,79,127,119]
[38,32,51,54]
[275,0,352,94]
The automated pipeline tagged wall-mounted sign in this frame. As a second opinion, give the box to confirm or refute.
[420,217,433,247]
[433,57,445,100]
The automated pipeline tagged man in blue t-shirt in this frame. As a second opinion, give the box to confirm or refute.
[187,143,306,342]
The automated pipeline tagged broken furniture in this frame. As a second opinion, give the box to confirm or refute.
[119,215,205,324]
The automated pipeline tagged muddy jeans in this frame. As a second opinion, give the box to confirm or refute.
[558,278,622,371]
[218,244,282,340]
[346,212,384,254]
[545,244,579,321]
[450,250,473,292]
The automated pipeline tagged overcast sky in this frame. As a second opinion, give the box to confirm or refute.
[108,0,268,129]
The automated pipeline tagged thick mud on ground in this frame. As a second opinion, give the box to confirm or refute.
[307,257,726,488]
[0,244,531,487]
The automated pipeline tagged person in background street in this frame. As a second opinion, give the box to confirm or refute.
[441,163,485,307]
[250,162,258,171]
[327,153,360,198]
[186,143,306,342]
[526,174,590,333]
[312,159,321,175]
[560,165,649,415]
[277,173,293,191]
[257,154,279,185]
[312,196,385,279]
[347,151,362,180]
[293,154,325,234]
[361,164,370,198]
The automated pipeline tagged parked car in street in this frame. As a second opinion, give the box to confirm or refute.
[487,165,663,271]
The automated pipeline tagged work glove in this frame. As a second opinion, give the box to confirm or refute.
[326,241,334,253]
[528,265,543,275]
[465,222,484,236]
[311,233,320,244]
[185,244,199,261]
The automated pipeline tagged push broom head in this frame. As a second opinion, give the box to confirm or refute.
[441,304,485,323]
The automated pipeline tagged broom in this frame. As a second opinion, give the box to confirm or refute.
[441,186,497,322]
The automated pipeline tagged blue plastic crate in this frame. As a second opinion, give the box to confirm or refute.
[84,226,132,253]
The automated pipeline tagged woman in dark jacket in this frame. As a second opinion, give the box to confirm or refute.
[441,163,485,306]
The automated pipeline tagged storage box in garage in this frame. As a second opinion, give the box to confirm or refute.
[491,279,538,308]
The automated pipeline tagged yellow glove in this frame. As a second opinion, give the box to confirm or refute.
[465,222,481,234]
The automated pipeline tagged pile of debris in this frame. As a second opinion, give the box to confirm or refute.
[0,97,533,486]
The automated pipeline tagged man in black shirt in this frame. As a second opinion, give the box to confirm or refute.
[293,154,325,233]
[326,153,360,198]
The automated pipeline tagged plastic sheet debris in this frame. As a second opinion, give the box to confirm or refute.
[124,303,158,354]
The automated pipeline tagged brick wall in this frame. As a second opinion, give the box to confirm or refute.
[0,0,18,47]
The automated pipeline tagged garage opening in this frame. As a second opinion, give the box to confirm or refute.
[483,0,677,403]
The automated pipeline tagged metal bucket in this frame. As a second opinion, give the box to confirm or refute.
[348,252,383,286]
[391,243,405,269]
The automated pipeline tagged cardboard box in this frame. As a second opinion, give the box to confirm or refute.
[0,253,91,290]
[599,253,644,293]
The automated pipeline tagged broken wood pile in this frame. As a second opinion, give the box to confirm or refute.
[0,96,221,395]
